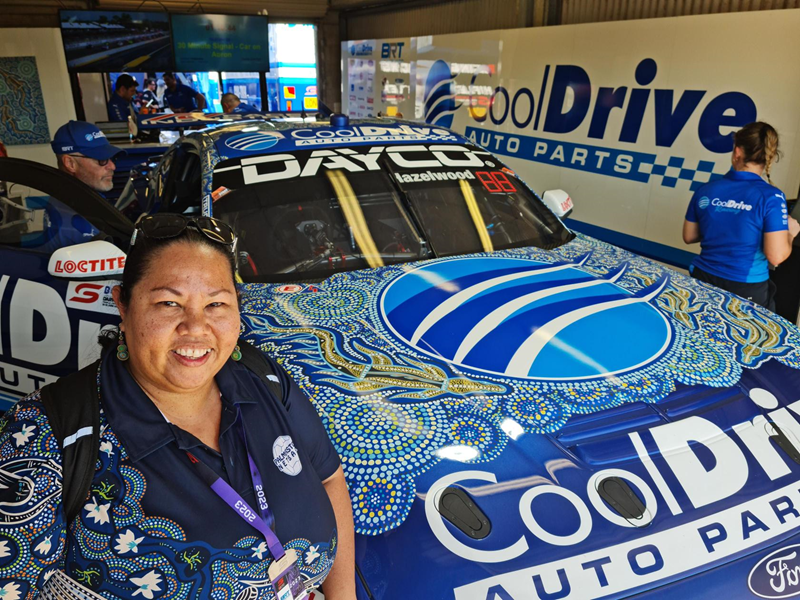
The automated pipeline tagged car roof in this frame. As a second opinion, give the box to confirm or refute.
[193,117,473,161]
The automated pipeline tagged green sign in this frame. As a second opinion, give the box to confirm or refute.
[172,14,269,72]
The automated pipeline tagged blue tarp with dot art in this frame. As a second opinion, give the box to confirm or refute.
[238,234,800,536]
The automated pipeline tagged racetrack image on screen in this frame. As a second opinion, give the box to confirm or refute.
[60,10,172,72]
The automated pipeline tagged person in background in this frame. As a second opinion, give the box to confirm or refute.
[50,120,124,194]
[683,121,800,310]
[140,77,159,112]
[108,73,139,122]
[163,71,207,113]
[221,92,260,115]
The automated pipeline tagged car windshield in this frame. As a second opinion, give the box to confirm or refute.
[211,143,573,283]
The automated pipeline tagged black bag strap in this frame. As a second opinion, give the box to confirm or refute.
[40,359,101,524]
[237,338,286,405]
[38,339,281,524]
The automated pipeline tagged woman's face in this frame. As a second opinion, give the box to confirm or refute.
[113,241,240,396]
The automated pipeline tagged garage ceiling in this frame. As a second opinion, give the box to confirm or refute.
[0,0,332,27]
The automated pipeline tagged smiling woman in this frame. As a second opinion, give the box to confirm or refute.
[0,215,355,600]
[112,220,242,449]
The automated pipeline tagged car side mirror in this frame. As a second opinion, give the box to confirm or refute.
[48,240,127,280]
[542,189,574,219]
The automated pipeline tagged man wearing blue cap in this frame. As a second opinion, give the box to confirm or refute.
[51,121,125,194]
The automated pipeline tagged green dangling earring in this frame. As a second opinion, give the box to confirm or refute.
[231,345,242,361]
[117,329,129,361]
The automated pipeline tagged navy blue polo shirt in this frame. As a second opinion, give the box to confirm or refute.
[233,102,259,114]
[0,350,340,598]
[685,169,789,283]
[140,90,159,109]
[108,93,136,122]
[165,83,199,112]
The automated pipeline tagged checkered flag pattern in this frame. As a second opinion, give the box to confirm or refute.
[638,157,725,191]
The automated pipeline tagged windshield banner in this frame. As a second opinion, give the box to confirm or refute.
[212,144,500,190]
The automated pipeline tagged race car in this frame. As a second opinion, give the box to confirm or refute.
[0,157,132,406]
[10,114,800,599]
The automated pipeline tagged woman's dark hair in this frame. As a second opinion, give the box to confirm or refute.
[117,228,237,307]
[99,229,237,351]
[734,121,781,183]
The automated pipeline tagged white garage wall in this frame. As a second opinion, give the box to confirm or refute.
[342,9,800,267]
[0,28,75,167]
[80,73,111,125]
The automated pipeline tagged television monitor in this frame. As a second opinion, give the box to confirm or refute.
[60,10,173,72]
[171,14,270,72]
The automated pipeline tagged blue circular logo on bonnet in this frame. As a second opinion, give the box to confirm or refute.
[380,257,672,380]
[224,132,281,152]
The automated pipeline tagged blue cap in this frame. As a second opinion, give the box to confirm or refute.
[51,121,125,160]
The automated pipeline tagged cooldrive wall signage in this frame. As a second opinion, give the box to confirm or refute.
[342,10,800,266]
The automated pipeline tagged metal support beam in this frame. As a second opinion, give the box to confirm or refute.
[318,8,342,112]
[332,0,415,10]
[519,0,536,27]
[336,0,462,17]
[546,0,562,25]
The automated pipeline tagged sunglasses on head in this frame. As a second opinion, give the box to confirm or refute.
[130,214,237,249]
[68,154,116,167]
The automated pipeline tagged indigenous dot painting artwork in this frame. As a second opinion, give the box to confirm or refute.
[0,57,50,145]
[238,234,800,536]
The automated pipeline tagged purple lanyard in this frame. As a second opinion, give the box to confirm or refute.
[185,411,284,560]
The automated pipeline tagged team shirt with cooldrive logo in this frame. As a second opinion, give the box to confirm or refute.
[685,169,789,283]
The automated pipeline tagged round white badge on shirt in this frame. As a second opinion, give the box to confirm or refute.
[273,435,303,476]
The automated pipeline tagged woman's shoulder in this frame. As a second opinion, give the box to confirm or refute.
[0,391,59,458]
[755,179,786,201]
[3,390,49,424]
[692,175,728,198]
[221,353,291,409]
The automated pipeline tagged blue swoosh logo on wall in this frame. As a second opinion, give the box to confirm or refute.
[424,60,459,128]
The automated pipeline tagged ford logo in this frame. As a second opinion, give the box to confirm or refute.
[749,544,800,598]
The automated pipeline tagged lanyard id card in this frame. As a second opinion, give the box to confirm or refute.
[186,411,309,600]
[268,549,308,600]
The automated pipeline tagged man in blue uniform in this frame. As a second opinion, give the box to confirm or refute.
[163,72,207,113]
[51,120,125,194]
[221,93,260,114]
[107,74,138,122]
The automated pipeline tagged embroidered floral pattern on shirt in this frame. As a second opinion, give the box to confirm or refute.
[0,398,337,599]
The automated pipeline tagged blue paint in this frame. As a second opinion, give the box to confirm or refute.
[381,257,672,379]
[564,219,696,269]
[223,132,281,152]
